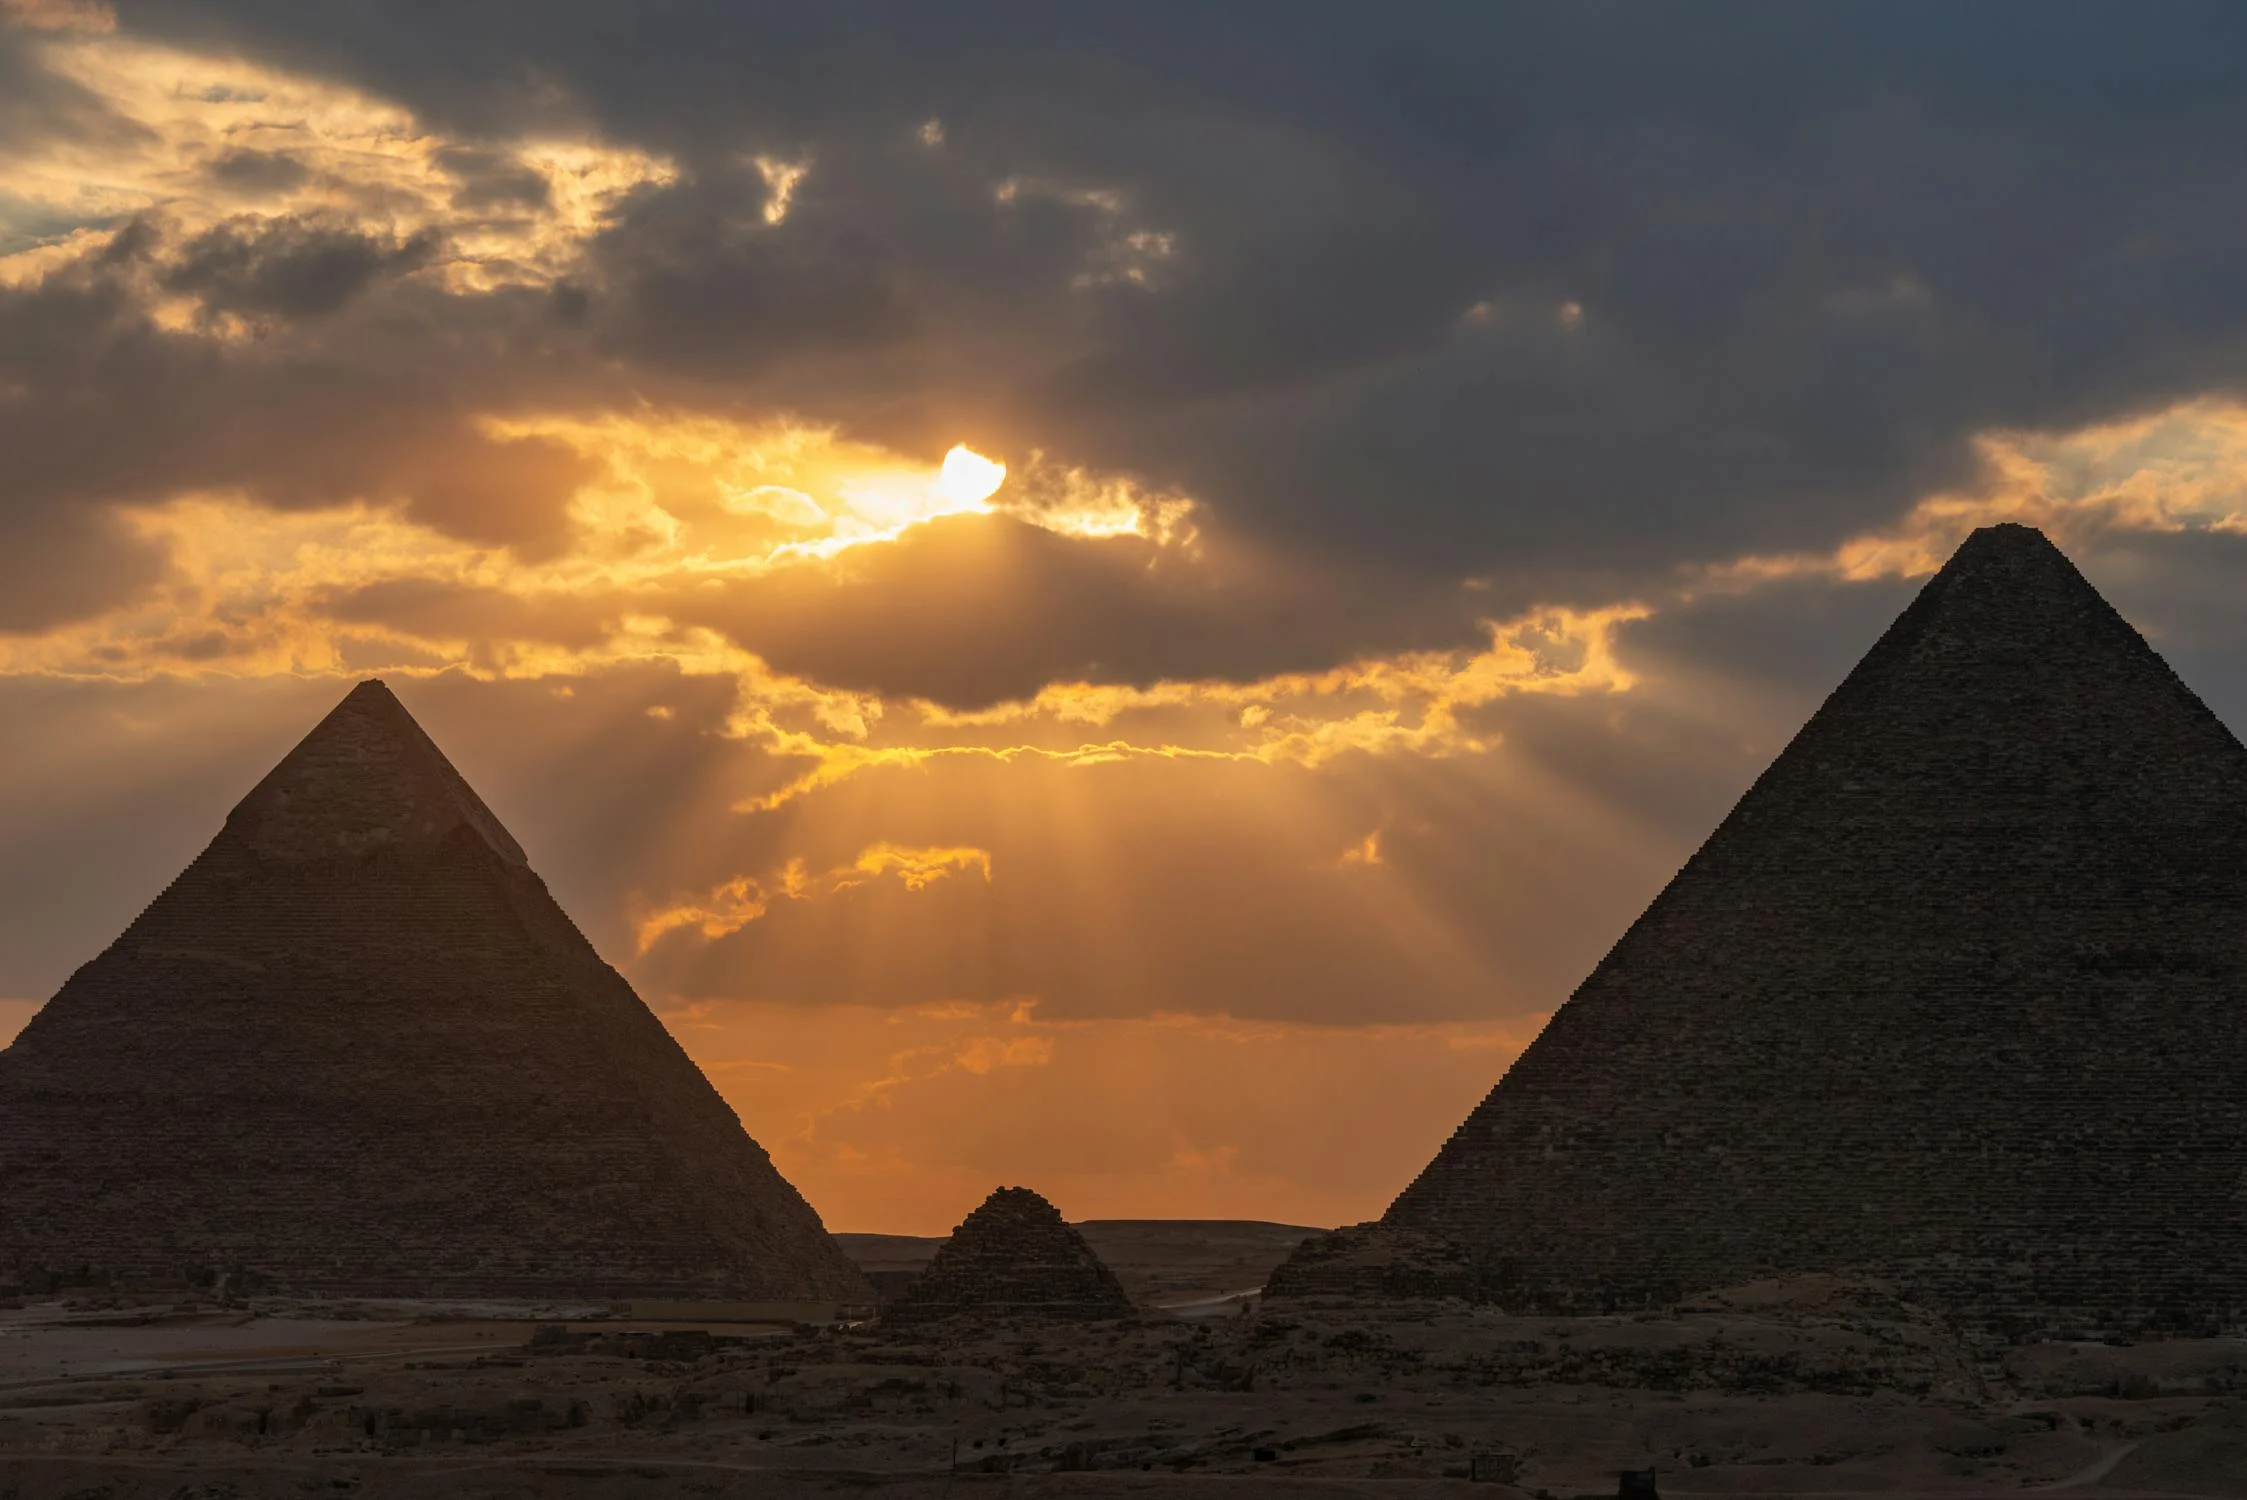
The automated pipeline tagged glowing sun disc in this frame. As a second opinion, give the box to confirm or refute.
[935,444,1007,508]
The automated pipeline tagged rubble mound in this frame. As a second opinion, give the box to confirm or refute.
[1281,524,2247,1335]
[884,1187,1135,1326]
[0,680,870,1304]
[1261,1223,1477,1303]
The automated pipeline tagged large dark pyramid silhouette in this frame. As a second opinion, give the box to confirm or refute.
[885,1187,1134,1326]
[0,680,870,1303]
[1307,524,2247,1333]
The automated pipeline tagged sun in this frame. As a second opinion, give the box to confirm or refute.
[934,444,1007,508]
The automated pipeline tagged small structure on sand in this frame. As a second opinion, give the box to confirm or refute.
[884,1187,1135,1326]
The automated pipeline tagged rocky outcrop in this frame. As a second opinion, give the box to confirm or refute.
[884,1187,1134,1326]
[0,680,871,1304]
[1286,525,2247,1336]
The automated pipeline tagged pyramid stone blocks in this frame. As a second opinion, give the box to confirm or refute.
[885,1187,1135,1325]
[1280,525,2247,1335]
[0,681,870,1304]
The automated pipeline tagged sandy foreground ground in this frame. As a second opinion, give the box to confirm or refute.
[2,1237,2245,1500]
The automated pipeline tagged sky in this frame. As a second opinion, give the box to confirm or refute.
[11,1,2247,1234]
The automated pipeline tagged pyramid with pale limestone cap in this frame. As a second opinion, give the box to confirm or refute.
[0,680,869,1303]
[1277,524,2247,1335]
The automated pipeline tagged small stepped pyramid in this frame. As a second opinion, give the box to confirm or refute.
[884,1187,1135,1325]
[0,680,871,1304]
[1275,524,2247,1336]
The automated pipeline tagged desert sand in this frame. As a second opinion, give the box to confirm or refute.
[3,1249,2246,1499]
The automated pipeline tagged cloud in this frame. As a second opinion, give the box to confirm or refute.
[0,24,683,616]
[603,218,916,379]
[0,503,164,631]
[636,840,992,951]
[1335,831,1382,868]
[20,4,2247,681]
[671,512,1442,709]
[162,216,439,320]
[202,145,309,196]
[15,1,2247,1221]
[1,0,111,33]
[0,27,673,291]
[62,0,2247,607]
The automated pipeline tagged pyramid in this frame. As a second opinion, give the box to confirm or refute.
[884,1187,1135,1325]
[0,680,871,1304]
[1277,524,2247,1334]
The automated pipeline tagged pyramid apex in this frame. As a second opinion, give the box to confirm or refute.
[333,676,415,721]
[1826,519,2145,700]
[981,1184,1062,1215]
[219,679,527,866]
[1948,520,2066,560]
[886,1182,1134,1324]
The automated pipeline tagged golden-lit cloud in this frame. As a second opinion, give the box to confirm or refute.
[0,0,112,32]
[0,27,673,294]
[750,154,810,225]
[14,2,2247,1243]
[711,599,1646,814]
[1703,399,2247,593]
[636,841,992,951]
[1336,830,1383,868]
[474,415,1149,564]
[952,1033,1054,1075]
[0,383,1648,823]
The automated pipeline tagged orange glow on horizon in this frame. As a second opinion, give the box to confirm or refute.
[671,998,1543,1234]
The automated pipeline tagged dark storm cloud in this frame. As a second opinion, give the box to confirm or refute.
[431,147,550,211]
[3,0,2245,674]
[0,244,604,621]
[163,217,440,320]
[1614,575,1922,712]
[203,147,311,197]
[603,215,916,380]
[670,514,1472,709]
[97,0,2247,608]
